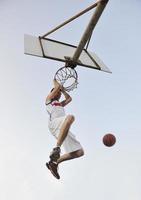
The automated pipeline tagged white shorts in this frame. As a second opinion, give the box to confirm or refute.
[48,116,83,153]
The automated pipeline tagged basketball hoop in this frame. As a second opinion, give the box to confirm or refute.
[25,0,111,91]
[54,66,78,92]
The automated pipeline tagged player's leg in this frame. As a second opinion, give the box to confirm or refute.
[50,115,75,162]
[46,149,84,179]
[57,148,84,164]
[57,115,75,146]
[47,115,82,179]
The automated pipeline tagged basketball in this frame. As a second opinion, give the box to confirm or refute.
[103,133,116,147]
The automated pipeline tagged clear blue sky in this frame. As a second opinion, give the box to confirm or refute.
[0,0,141,200]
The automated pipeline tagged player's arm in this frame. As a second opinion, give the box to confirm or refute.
[60,88,72,107]
[46,79,61,103]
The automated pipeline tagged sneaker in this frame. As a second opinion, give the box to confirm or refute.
[46,161,60,179]
[49,147,61,162]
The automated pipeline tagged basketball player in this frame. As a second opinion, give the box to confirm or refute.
[45,79,84,179]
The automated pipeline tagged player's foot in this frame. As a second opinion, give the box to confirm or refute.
[46,161,60,179]
[49,147,61,162]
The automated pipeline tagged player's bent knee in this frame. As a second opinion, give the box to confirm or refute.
[79,149,84,157]
[75,149,84,157]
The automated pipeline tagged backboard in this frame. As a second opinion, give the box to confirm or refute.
[24,34,111,73]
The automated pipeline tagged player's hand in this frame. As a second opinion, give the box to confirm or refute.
[53,79,61,87]
[60,85,66,93]
[53,79,58,84]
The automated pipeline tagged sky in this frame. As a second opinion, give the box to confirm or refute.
[0,0,141,199]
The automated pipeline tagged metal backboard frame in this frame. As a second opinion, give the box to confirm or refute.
[24,0,111,73]
[24,34,111,73]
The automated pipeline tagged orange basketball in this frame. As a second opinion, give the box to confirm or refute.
[103,133,116,147]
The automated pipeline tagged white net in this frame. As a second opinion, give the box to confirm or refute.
[54,67,78,92]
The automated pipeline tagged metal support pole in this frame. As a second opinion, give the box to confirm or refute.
[41,1,101,38]
[72,0,109,65]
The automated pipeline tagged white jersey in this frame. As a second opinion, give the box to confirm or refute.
[46,99,83,154]
[46,99,65,121]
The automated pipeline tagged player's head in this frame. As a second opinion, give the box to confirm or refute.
[50,88,61,100]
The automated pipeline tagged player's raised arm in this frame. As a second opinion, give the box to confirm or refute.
[46,79,61,103]
[60,87,72,107]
